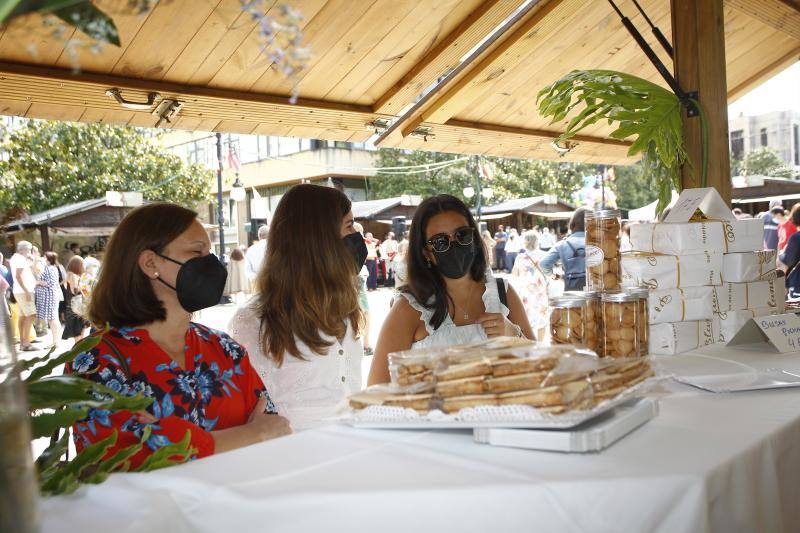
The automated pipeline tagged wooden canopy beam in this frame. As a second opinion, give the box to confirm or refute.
[0,61,386,141]
[671,0,732,203]
[374,0,567,147]
[372,0,528,116]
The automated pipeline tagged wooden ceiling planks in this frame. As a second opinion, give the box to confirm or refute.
[205,0,328,92]
[0,0,795,163]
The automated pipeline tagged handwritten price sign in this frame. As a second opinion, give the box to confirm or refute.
[728,313,800,353]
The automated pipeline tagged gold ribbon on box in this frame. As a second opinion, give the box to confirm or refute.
[622,251,682,288]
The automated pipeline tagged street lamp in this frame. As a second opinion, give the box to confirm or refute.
[230,177,246,202]
[463,186,475,198]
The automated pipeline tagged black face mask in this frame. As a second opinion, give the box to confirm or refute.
[154,252,228,312]
[432,241,477,279]
[342,232,368,271]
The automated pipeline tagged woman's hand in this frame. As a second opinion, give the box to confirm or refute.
[211,397,292,454]
[246,396,292,441]
[477,313,519,338]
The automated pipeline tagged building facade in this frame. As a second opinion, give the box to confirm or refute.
[159,131,377,255]
[728,110,800,170]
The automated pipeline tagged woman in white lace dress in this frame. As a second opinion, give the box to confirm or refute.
[229,184,367,431]
[368,195,533,385]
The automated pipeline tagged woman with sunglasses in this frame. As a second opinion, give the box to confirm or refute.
[368,195,533,385]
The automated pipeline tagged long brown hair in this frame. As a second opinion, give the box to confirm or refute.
[256,184,362,365]
[88,203,198,327]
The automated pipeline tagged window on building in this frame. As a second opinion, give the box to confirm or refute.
[187,141,206,165]
[239,135,259,164]
[277,137,301,156]
[258,136,270,158]
[730,130,744,160]
[760,128,768,147]
[794,125,799,166]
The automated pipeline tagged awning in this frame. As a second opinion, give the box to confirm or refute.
[732,193,800,204]
[0,1,795,162]
[528,211,574,220]
[476,212,513,220]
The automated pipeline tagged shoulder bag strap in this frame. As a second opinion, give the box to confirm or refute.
[98,336,131,379]
[496,278,508,308]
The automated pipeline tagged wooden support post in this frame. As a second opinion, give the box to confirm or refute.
[670,0,732,204]
[39,225,51,252]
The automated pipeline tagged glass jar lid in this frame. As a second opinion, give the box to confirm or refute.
[563,290,601,300]
[601,292,638,303]
[624,287,650,299]
[585,208,621,219]
[549,296,586,308]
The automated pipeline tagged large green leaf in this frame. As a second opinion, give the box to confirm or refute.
[52,1,120,46]
[25,333,102,383]
[136,430,195,472]
[27,375,152,412]
[40,431,117,495]
[30,406,90,439]
[34,429,71,474]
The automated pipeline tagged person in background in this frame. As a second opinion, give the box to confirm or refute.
[10,241,38,351]
[394,231,410,288]
[539,227,556,251]
[504,228,522,272]
[763,205,785,250]
[380,231,399,287]
[245,224,269,285]
[224,246,250,304]
[778,203,800,253]
[0,252,12,289]
[70,202,290,469]
[760,199,781,244]
[494,224,508,272]
[369,195,533,385]
[732,207,745,219]
[229,184,365,431]
[353,222,373,355]
[540,208,589,291]
[34,251,62,349]
[481,230,496,269]
[779,226,800,298]
[62,255,89,345]
[620,223,633,252]
[365,232,379,291]
[511,231,549,341]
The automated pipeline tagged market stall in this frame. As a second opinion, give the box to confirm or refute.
[37,343,800,533]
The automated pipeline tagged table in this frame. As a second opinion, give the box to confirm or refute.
[40,343,800,533]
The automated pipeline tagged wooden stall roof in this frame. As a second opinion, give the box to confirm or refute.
[0,0,797,164]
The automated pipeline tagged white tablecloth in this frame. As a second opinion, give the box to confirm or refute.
[41,344,800,533]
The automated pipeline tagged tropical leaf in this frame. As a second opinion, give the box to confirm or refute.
[39,431,117,495]
[136,431,195,472]
[25,332,102,383]
[52,1,121,46]
[34,429,71,474]
[30,406,91,439]
[536,69,708,217]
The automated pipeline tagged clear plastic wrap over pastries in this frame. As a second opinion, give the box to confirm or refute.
[353,337,658,421]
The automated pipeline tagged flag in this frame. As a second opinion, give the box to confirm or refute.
[227,143,241,173]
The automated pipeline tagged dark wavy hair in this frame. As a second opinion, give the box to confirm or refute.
[401,194,487,330]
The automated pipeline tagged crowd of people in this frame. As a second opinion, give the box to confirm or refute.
[1,242,96,351]
[7,185,800,470]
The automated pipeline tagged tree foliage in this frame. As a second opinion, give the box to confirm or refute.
[0,120,213,217]
[741,147,794,178]
[370,148,599,208]
[612,162,659,211]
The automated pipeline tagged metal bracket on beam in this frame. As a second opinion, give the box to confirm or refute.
[409,127,435,141]
[365,118,391,134]
[153,99,183,128]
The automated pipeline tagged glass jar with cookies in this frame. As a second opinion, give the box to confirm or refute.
[563,290,602,355]
[585,209,621,291]
[549,296,586,347]
[601,292,641,358]
[623,286,650,356]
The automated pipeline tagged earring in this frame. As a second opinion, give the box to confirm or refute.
[154,272,159,278]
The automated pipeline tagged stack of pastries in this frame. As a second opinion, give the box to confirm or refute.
[349,338,654,415]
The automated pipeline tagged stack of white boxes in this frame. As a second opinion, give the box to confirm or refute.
[622,188,783,355]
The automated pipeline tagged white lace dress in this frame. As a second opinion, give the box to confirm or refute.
[399,270,510,349]
[228,301,363,431]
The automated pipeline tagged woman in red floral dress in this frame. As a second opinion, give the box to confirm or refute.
[69,203,290,469]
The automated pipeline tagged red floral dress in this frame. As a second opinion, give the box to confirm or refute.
[69,323,275,469]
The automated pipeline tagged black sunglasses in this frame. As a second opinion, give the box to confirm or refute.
[426,226,475,253]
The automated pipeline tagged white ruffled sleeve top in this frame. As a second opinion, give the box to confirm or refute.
[228,300,363,431]
[398,270,510,350]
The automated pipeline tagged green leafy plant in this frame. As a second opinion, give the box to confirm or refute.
[537,69,708,215]
[22,334,195,496]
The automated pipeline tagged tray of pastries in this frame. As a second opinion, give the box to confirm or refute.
[343,337,658,429]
